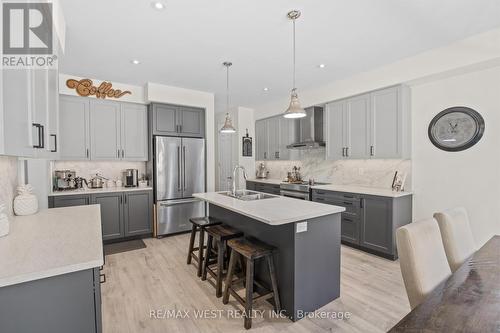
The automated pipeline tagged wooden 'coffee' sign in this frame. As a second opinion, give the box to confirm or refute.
[66,78,132,99]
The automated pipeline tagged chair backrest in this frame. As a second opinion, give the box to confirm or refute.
[433,207,476,272]
[396,218,452,309]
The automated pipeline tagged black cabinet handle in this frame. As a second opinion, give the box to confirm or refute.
[316,197,325,201]
[343,218,353,223]
[124,195,127,204]
[342,147,345,157]
[345,147,349,157]
[343,201,353,205]
[370,145,374,156]
[360,198,364,209]
[86,148,89,158]
[99,273,106,284]
[50,134,57,152]
[32,123,44,148]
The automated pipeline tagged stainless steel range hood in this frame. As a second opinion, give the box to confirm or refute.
[287,106,325,149]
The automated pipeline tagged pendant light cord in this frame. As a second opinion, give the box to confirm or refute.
[226,64,230,114]
[292,18,296,91]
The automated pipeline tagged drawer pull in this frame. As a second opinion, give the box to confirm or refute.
[316,197,325,201]
[343,201,353,205]
[343,218,353,223]
[99,273,106,284]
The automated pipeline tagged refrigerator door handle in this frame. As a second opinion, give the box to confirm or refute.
[183,146,186,190]
[159,198,201,206]
[177,146,181,191]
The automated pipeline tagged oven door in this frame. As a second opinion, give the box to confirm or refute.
[280,190,310,200]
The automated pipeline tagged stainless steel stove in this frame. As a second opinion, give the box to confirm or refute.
[280,181,330,200]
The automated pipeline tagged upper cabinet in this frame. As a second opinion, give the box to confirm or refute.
[326,85,410,160]
[255,116,297,161]
[59,95,148,161]
[151,103,205,138]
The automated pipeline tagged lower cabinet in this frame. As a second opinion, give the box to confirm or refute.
[312,189,412,260]
[0,268,102,333]
[49,190,153,242]
[246,181,281,195]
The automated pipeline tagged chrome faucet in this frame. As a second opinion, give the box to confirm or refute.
[231,165,248,196]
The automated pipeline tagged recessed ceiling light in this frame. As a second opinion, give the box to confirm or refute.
[152,2,165,10]
[318,64,326,68]
[131,59,141,65]
[263,87,269,92]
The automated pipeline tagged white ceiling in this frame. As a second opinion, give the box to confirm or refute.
[59,0,500,111]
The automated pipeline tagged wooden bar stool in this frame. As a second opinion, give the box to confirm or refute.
[201,225,243,298]
[223,237,281,329]
[187,217,222,277]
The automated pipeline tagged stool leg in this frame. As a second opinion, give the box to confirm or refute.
[201,235,213,281]
[244,259,254,330]
[223,250,237,305]
[197,228,205,277]
[216,240,226,298]
[186,224,197,265]
[267,255,281,313]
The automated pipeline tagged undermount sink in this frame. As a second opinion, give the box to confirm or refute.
[221,190,277,201]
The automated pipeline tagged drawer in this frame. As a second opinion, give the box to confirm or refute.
[341,216,360,245]
[312,190,360,203]
[312,196,360,217]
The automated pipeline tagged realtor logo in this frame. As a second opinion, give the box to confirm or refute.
[2,2,56,68]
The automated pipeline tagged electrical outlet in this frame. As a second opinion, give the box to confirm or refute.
[296,221,308,233]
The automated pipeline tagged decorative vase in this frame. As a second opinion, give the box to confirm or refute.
[13,184,38,216]
[0,204,9,237]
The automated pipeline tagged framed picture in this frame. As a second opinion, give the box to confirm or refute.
[242,129,252,157]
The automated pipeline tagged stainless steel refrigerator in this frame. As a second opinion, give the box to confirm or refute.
[154,136,205,236]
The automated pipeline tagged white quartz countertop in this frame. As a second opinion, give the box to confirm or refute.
[0,205,104,288]
[246,178,283,185]
[193,192,345,225]
[49,186,153,196]
[311,184,412,198]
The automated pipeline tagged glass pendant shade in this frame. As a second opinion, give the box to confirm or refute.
[220,113,236,133]
[283,88,306,118]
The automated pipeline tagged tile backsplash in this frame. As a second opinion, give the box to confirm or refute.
[52,161,147,182]
[0,156,18,217]
[257,149,412,190]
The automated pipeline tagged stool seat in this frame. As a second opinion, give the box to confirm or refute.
[206,224,243,241]
[189,216,221,227]
[227,237,274,260]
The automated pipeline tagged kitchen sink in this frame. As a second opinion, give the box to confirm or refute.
[221,190,277,201]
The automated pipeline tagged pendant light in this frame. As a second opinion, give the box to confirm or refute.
[283,10,306,119]
[220,61,237,133]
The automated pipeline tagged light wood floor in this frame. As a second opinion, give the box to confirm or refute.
[101,234,410,333]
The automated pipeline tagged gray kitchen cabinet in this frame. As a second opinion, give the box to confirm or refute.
[47,70,60,157]
[121,103,148,160]
[151,103,205,138]
[267,117,280,160]
[59,96,148,161]
[59,95,90,160]
[49,194,91,208]
[49,190,153,242]
[255,119,268,160]
[312,189,412,260]
[345,93,371,158]
[246,181,281,195]
[0,268,102,333]
[369,86,410,158]
[91,192,124,241]
[123,191,153,236]
[325,85,410,160]
[278,117,296,160]
[90,99,121,160]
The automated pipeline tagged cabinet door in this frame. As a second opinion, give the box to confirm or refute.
[2,69,35,157]
[59,96,90,160]
[255,120,268,160]
[267,117,280,160]
[50,195,90,208]
[278,118,295,160]
[345,94,370,159]
[360,196,393,254]
[30,69,50,157]
[124,191,152,236]
[90,99,121,160]
[153,104,178,135]
[91,192,124,241]
[179,107,204,138]
[341,216,360,245]
[326,100,346,160]
[121,103,148,161]
[47,69,60,157]
[370,86,401,158]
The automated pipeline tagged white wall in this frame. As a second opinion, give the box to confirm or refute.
[147,83,216,192]
[411,66,500,246]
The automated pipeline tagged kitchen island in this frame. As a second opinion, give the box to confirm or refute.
[193,191,345,321]
[0,205,104,333]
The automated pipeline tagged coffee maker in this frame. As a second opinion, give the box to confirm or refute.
[53,170,77,191]
[123,169,138,187]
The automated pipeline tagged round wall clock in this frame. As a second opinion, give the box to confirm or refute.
[428,107,485,152]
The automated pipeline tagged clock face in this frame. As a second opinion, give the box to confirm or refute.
[428,107,484,152]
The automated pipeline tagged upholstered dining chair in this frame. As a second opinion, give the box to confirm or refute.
[396,218,452,309]
[433,207,477,272]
